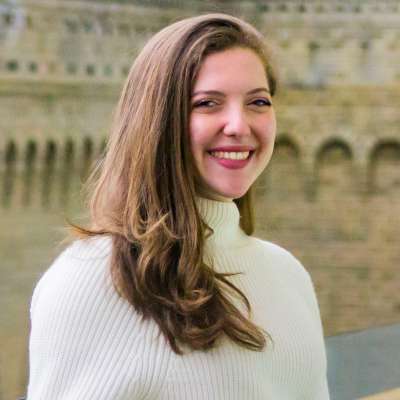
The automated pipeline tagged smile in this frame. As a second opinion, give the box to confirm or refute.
[209,151,250,160]
[207,150,254,170]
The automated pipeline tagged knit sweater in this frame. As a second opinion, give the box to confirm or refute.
[27,196,330,399]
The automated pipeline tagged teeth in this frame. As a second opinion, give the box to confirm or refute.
[209,151,250,160]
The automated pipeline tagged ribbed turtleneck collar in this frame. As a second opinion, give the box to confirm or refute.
[195,195,251,249]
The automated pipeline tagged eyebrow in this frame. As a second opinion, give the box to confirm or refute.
[192,87,271,97]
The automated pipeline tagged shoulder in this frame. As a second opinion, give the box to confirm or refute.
[40,234,112,278]
[65,234,113,260]
[252,238,309,275]
[28,235,171,398]
[254,238,324,327]
[30,235,114,319]
[251,237,292,257]
[29,234,152,347]
[252,237,315,295]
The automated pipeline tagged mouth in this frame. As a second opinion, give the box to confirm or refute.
[206,150,255,160]
[206,150,255,170]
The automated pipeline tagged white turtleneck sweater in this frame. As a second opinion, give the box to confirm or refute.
[27,196,330,399]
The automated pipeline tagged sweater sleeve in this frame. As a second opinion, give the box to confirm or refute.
[257,239,330,399]
[27,238,171,400]
[280,250,331,399]
[285,252,326,337]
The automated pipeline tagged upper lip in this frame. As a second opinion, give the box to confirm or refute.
[208,146,255,152]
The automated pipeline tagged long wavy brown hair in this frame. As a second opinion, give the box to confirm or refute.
[67,13,278,355]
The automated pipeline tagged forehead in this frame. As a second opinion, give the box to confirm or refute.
[193,47,268,91]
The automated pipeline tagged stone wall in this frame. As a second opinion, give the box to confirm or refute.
[1,0,400,398]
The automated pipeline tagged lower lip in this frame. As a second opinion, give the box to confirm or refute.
[207,151,254,170]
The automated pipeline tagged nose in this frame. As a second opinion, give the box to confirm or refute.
[222,105,251,137]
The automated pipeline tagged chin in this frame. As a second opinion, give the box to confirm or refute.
[210,186,250,201]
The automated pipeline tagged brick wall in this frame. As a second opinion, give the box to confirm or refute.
[1,0,399,398]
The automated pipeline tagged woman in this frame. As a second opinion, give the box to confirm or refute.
[27,13,330,399]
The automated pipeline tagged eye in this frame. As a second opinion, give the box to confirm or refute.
[193,99,218,108]
[251,98,272,107]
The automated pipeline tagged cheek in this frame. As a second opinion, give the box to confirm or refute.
[188,127,202,158]
[267,119,277,140]
[267,111,277,135]
[189,116,212,155]
[258,115,276,145]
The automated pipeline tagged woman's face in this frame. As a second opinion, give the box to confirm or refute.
[189,46,276,202]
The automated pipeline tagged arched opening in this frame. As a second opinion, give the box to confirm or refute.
[2,141,18,208]
[253,135,303,235]
[41,140,57,209]
[263,136,302,200]
[316,140,354,199]
[313,139,364,241]
[60,138,75,208]
[81,136,94,182]
[368,140,400,196]
[22,140,37,207]
[99,137,107,156]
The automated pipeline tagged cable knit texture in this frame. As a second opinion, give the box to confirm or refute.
[27,196,330,399]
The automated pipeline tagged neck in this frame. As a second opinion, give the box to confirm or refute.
[194,195,250,249]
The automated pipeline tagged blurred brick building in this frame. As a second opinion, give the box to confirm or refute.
[0,0,399,398]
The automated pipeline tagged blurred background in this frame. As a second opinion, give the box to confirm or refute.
[0,0,399,399]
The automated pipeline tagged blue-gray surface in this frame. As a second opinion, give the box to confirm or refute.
[326,322,400,400]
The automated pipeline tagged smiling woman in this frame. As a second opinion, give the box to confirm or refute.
[189,47,276,201]
[26,13,330,400]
